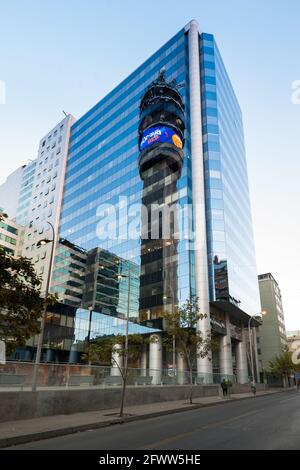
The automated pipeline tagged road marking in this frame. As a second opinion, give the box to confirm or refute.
[279,395,300,404]
[139,410,260,450]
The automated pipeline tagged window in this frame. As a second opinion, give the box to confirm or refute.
[42,140,46,147]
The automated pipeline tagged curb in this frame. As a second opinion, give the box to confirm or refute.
[0,389,291,448]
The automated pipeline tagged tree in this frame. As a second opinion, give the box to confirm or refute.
[0,246,46,355]
[161,297,218,404]
[268,351,295,387]
[83,334,149,417]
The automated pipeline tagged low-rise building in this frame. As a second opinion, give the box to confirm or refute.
[257,273,287,370]
[0,210,23,257]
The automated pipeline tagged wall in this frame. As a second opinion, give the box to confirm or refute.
[0,385,219,422]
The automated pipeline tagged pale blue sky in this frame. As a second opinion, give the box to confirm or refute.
[0,0,299,329]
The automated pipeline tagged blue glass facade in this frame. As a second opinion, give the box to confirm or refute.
[200,33,260,315]
[55,29,195,320]
[54,26,260,325]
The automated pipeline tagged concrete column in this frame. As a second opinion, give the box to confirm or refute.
[236,327,248,384]
[69,346,79,364]
[177,352,188,384]
[45,349,54,363]
[140,344,147,376]
[219,313,233,377]
[25,350,33,361]
[111,342,123,376]
[149,334,162,385]
[187,20,212,379]
[252,327,261,383]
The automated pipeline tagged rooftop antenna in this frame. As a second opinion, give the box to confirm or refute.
[62,110,68,117]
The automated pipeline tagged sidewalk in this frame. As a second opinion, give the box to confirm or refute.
[0,388,288,448]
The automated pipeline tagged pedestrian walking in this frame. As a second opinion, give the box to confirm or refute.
[221,378,228,397]
[251,382,257,397]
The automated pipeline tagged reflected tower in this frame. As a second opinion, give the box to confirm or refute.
[138,71,185,321]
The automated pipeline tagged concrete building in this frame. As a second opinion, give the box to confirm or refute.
[20,114,75,292]
[257,273,287,370]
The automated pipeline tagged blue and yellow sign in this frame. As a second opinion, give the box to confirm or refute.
[140,126,183,151]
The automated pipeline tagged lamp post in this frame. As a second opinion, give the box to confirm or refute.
[163,295,176,377]
[116,269,131,418]
[87,305,93,343]
[32,221,55,391]
[248,311,266,384]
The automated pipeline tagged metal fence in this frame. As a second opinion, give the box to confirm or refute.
[0,361,241,391]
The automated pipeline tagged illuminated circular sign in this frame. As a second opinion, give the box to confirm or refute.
[140,126,182,151]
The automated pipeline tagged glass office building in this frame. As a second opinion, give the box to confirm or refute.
[47,20,260,377]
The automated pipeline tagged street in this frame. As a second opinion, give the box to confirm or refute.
[8,390,300,450]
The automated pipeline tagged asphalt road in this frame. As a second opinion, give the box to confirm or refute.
[8,390,300,450]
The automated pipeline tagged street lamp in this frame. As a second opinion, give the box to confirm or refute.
[87,305,93,343]
[115,269,131,418]
[32,221,55,391]
[163,295,176,377]
[248,311,267,385]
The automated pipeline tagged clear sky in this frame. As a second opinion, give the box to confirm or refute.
[0,0,299,329]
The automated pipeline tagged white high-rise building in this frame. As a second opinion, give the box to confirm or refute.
[21,114,75,291]
[0,166,26,219]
